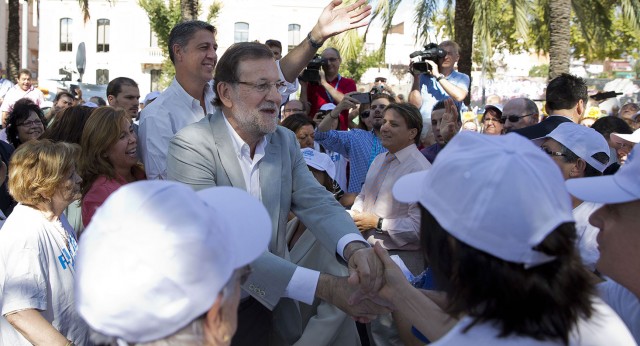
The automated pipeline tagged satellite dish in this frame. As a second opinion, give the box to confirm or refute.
[76,42,86,82]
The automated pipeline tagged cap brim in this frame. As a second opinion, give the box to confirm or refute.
[197,187,270,268]
[392,170,429,204]
[612,132,640,144]
[566,175,637,204]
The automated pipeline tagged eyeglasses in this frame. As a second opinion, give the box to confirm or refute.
[17,119,42,127]
[283,108,304,114]
[541,146,565,157]
[503,113,535,123]
[375,78,387,83]
[360,110,370,119]
[235,80,288,95]
[370,104,387,110]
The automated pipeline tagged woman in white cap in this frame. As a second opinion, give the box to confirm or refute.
[75,181,271,345]
[372,131,635,345]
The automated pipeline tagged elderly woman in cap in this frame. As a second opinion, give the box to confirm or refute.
[480,104,503,135]
[372,132,634,345]
[0,140,91,345]
[75,181,270,345]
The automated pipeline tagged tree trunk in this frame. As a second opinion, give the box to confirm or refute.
[7,0,20,81]
[454,0,474,106]
[180,0,198,22]
[548,0,571,80]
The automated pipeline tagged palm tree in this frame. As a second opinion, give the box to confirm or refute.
[6,0,20,81]
[180,0,198,21]
[547,0,571,79]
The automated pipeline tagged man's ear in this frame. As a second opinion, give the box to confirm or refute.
[576,99,585,117]
[172,44,183,63]
[217,82,234,108]
[571,158,587,178]
[106,95,115,105]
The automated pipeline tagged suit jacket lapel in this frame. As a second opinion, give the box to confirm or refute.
[260,133,284,255]
[209,110,247,190]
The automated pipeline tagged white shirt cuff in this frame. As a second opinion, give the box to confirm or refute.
[284,267,320,305]
[337,233,369,261]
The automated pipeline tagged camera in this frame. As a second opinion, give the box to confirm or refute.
[410,43,446,74]
[299,54,324,83]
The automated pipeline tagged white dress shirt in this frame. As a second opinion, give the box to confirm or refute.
[222,116,366,305]
[352,144,432,250]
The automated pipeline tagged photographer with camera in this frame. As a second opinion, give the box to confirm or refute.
[408,41,469,139]
[301,47,357,130]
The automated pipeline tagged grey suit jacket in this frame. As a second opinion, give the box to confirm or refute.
[167,110,360,310]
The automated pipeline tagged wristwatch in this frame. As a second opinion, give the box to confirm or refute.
[377,218,384,230]
[436,73,446,81]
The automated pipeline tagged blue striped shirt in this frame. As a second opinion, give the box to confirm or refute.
[315,129,387,193]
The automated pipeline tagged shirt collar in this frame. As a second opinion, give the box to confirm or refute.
[222,112,267,159]
[390,144,417,163]
[169,78,216,111]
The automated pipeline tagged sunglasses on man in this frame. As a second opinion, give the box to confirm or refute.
[502,113,536,123]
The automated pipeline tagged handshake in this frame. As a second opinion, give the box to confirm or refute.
[317,243,411,322]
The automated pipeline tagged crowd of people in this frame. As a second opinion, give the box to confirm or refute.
[0,0,639,345]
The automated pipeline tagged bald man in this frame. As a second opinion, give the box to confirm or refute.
[502,97,540,132]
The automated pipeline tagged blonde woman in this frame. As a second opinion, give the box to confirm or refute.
[0,140,91,345]
[79,107,145,227]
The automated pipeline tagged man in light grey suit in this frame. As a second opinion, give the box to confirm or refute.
[167,29,390,346]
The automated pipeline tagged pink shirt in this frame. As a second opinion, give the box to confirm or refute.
[0,85,45,113]
[81,168,146,227]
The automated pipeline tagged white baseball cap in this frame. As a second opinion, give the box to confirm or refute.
[143,91,161,105]
[484,104,503,115]
[611,128,640,144]
[534,122,610,172]
[301,148,336,180]
[566,144,640,204]
[393,132,574,268]
[76,181,271,343]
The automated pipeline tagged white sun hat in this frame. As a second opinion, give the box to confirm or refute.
[393,131,574,268]
[301,148,336,180]
[75,180,271,343]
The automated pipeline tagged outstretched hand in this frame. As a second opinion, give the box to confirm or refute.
[318,274,392,323]
[439,98,460,144]
[313,0,372,41]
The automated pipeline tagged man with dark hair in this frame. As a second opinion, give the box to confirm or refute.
[302,47,357,130]
[107,77,140,120]
[421,98,461,163]
[89,96,107,106]
[0,69,45,126]
[408,40,469,139]
[141,0,369,180]
[315,93,394,206]
[45,91,74,122]
[265,39,283,60]
[513,73,587,139]
[168,40,390,346]
[502,97,539,132]
[591,116,633,174]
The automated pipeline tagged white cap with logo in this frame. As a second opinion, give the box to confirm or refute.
[393,131,574,268]
[301,148,336,180]
[75,181,271,343]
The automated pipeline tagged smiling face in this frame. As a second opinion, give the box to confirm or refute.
[380,108,417,154]
[321,49,341,79]
[105,117,138,175]
[175,29,218,86]
[16,111,45,144]
[108,84,141,119]
[17,73,32,91]
[224,58,281,141]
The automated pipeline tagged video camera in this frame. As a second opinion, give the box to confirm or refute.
[410,43,447,74]
[299,54,324,83]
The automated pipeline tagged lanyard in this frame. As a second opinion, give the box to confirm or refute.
[325,75,341,104]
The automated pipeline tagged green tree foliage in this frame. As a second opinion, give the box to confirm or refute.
[529,64,549,77]
[327,31,382,83]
